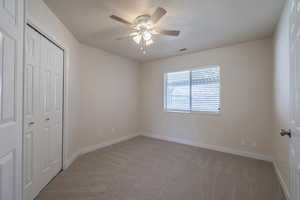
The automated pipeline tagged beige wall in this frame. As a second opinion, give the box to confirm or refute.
[273,1,290,195]
[140,39,274,157]
[79,44,140,149]
[28,0,82,161]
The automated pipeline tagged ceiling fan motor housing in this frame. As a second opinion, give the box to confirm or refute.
[135,15,151,25]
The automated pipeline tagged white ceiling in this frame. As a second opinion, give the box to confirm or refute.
[43,0,285,62]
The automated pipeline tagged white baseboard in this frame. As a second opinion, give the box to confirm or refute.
[79,133,140,155]
[64,150,81,169]
[142,133,273,162]
[64,133,139,169]
[273,160,290,200]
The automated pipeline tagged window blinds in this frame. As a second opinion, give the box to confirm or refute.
[191,67,220,112]
[165,71,190,111]
[165,66,220,113]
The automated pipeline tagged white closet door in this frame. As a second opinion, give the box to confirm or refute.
[24,26,41,200]
[0,0,24,200]
[37,34,63,194]
[24,26,63,200]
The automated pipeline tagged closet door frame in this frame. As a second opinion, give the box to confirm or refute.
[24,17,70,173]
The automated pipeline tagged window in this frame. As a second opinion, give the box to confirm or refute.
[164,66,220,113]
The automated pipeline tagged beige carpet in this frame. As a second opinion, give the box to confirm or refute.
[36,136,285,200]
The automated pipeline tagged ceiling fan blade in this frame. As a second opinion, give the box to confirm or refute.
[110,15,133,25]
[150,7,167,24]
[153,29,180,36]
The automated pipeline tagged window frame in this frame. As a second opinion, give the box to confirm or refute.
[163,65,222,115]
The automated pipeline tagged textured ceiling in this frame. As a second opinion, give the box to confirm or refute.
[43,0,285,62]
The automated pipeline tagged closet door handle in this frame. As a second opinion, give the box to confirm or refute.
[28,121,35,125]
[45,118,50,121]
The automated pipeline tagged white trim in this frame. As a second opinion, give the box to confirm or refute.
[141,133,273,162]
[65,134,140,169]
[79,134,139,155]
[273,159,290,200]
[164,109,222,116]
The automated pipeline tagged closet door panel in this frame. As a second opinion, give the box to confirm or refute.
[36,35,63,193]
[24,26,41,200]
[48,43,63,178]
[37,38,54,190]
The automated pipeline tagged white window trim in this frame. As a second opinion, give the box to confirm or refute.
[163,65,222,115]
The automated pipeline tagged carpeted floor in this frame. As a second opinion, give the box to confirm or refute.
[36,136,285,200]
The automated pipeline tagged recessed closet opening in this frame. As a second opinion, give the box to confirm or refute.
[23,22,66,200]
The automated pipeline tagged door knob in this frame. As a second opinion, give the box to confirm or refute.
[28,121,35,125]
[280,129,291,138]
[45,118,50,121]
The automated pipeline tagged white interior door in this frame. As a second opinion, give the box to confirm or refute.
[0,0,24,200]
[24,25,63,200]
[289,0,300,199]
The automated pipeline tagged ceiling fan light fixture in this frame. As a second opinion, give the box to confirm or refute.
[143,31,152,41]
[110,7,180,55]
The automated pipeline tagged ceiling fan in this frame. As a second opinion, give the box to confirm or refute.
[110,7,180,54]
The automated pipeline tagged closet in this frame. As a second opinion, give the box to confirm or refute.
[23,25,63,200]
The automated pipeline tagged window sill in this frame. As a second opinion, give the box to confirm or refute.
[164,109,221,116]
